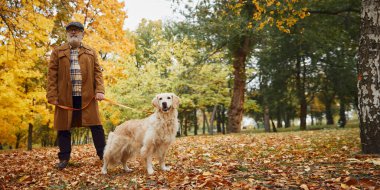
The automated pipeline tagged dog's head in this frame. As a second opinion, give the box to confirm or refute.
[152,93,180,113]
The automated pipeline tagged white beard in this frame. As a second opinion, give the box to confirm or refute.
[67,35,83,48]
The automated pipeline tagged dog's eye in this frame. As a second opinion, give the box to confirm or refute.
[167,97,171,99]
[159,98,162,100]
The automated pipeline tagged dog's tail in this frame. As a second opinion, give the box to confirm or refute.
[106,132,115,148]
[103,132,119,166]
[103,132,134,166]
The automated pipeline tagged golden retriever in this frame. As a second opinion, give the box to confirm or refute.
[101,93,180,175]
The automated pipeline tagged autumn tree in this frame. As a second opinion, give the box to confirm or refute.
[252,32,299,130]
[177,0,307,132]
[358,0,380,154]
[104,20,231,135]
[307,0,359,127]
[0,0,54,149]
[252,0,359,129]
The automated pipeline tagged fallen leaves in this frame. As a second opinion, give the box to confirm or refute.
[0,128,379,189]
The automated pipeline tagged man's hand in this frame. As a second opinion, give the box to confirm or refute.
[95,93,105,101]
[48,100,58,105]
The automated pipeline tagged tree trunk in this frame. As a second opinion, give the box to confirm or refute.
[184,113,188,136]
[300,98,307,130]
[86,129,90,144]
[209,105,218,135]
[202,109,209,134]
[221,105,226,134]
[41,125,48,147]
[277,110,283,128]
[202,111,206,135]
[263,106,271,132]
[76,130,80,145]
[296,56,307,130]
[72,130,77,145]
[227,36,251,133]
[27,123,33,151]
[178,114,184,137]
[271,118,277,132]
[284,112,291,128]
[193,109,198,135]
[325,102,334,125]
[76,129,81,145]
[16,133,22,149]
[338,99,346,128]
[82,129,86,144]
[358,0,380,154]
[310,104,314,126]
[216,105,222,133]
[79,130,82,144]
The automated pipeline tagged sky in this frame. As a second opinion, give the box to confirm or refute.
[123,0,181,31]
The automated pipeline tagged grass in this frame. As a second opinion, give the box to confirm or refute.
[242,120,359,134]
[2,126,379,189]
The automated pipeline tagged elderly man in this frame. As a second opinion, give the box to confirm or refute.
[47,22,106,169]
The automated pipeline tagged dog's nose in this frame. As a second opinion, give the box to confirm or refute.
[162,102,167,108]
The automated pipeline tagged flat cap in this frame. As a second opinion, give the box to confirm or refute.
[65,22,84,31]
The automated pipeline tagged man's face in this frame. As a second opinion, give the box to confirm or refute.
[66,26,84,45]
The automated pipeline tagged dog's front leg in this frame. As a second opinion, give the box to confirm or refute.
[121,154,133,173]
[141,146,155,174]
[146,155,154,175]
[141,129,155,175]
[101,159,108,174]
[159,147,170,171]
[123,163,133,173]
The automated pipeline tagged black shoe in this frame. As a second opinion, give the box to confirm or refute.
[56,160,69,170]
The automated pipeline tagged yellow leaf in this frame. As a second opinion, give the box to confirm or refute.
[202,171,212,176]
[341,183,349,189]
[300,184,309,190]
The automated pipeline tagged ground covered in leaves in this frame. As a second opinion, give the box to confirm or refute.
[1,128,380,189]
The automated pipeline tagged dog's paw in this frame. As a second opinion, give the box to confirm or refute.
[124,167,133,173]
[101,168,107,174]
[147,168,154,175]
[161,166,171,171]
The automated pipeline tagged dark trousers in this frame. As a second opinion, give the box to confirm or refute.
[57,96,105,161]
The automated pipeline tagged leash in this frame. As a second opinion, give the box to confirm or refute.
[103,98,139,111]
[103,98,153,115]
[56,96,152,114]
[56,97,95,111]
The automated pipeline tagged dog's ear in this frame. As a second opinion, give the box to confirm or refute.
[152,95,159,108]
[171,93,180,109]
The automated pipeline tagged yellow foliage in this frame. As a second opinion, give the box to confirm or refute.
[266,0,275,6]
[253,12,262,21]
[227,0,308,33]
[247,22,253,29]
[70,0,133,56]
[0,0,55,147]
[0,0,134,147]
[109,109,122,126]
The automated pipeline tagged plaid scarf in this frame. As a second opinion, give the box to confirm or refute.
[70,47,82,96]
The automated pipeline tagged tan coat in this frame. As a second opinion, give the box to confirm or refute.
[47,43,105,131]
